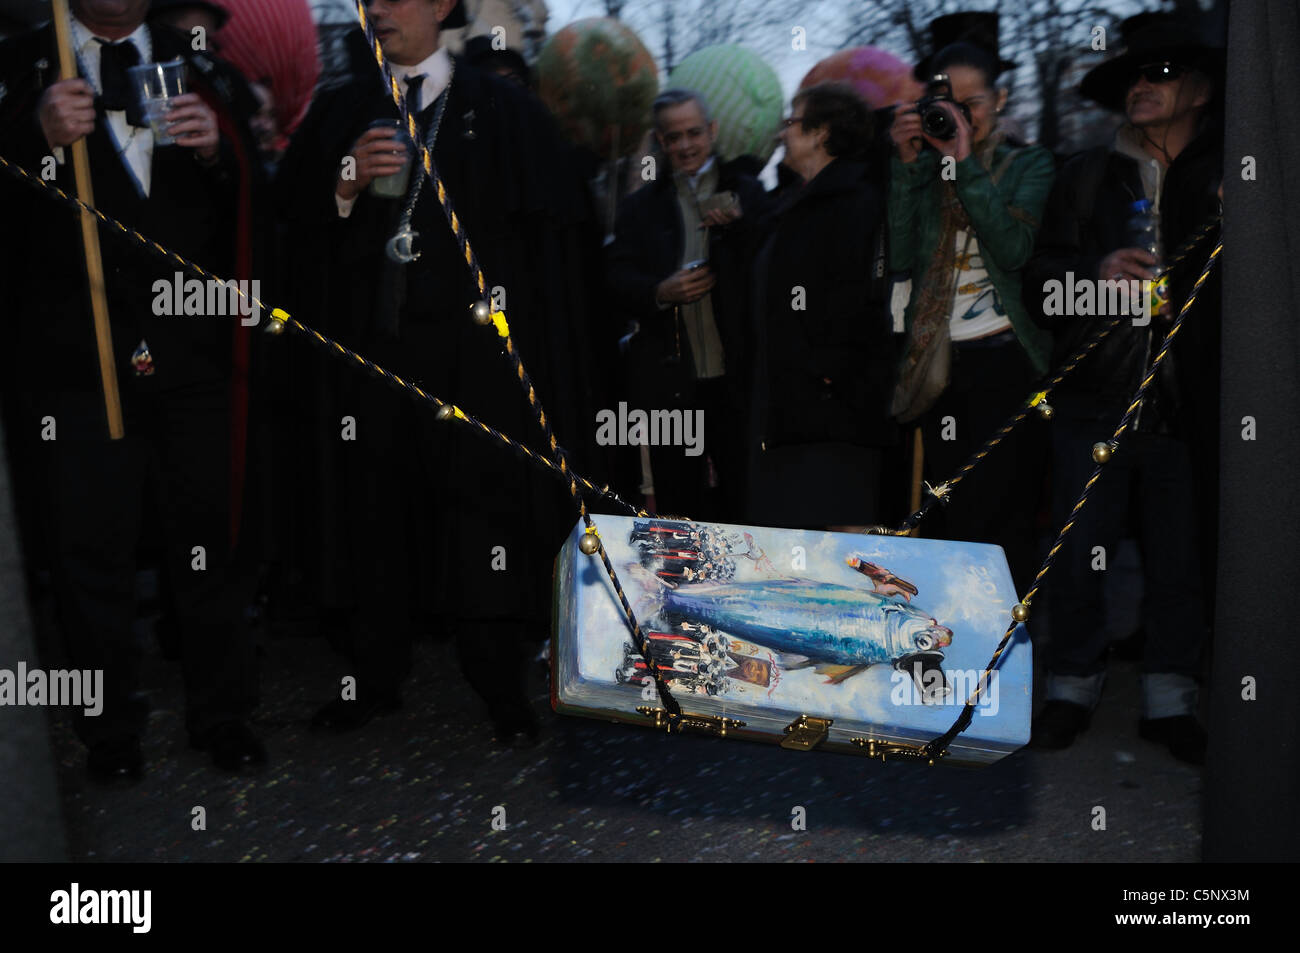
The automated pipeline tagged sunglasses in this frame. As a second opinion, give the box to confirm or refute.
[1134,61,1189,84]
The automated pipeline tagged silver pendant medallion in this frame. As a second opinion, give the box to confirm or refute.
[386,223,421,263]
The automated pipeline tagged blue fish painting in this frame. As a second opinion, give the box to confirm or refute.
[661,579,952,671]
[623,519,955,694]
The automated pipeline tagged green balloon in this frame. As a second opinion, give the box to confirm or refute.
[668,45,784,164]
[538,18,659,159]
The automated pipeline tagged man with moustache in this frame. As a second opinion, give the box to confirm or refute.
[0,0,263,779]
[277,0,598,744]
[1024,13,1224,763]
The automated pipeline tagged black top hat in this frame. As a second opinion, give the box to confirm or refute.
[1079,12,1225,112]
[147,0,231,30]
[464,34,530,84]
[913,12,1016,82]
[442,0,468,30]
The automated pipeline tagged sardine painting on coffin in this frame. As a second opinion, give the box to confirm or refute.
[551,516,1032,765]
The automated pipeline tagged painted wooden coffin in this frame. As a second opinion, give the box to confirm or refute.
[551,516,1032,766]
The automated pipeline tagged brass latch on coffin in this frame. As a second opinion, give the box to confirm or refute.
[636,707,746,737]
[848,736,947,765]
[781,715,833,751]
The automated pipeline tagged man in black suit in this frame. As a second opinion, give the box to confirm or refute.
[0,0,263,779]
[277,0,600,743]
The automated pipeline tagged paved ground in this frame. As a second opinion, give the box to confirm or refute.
[45,542,1203,862]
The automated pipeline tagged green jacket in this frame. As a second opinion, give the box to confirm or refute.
[888,143,1056,374]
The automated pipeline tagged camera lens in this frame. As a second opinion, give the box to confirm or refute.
[921,104,956,140]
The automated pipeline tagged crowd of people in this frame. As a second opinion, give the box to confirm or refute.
[0,1,1224,783]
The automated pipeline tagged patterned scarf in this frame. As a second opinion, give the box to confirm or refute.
[891,133,1013,423]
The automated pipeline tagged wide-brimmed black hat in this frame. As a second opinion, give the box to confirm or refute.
[147,0,230,30]
[1079,12,1225,112]
[913,12,1016,82]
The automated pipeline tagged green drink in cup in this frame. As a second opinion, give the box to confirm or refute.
[367,119,417,198]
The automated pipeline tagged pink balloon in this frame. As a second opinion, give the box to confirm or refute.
[798,46,924,110]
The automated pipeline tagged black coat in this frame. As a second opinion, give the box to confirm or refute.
[0,24,245,399]
[1024,121,1223,434]
[604,156,768,407]
[750,157,896,452]
[274,41,603,621]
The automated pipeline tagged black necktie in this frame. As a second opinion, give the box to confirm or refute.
[404,74,425,116]
[97,38,139,113]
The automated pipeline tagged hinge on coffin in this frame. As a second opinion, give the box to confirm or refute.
[781,715,832,750]
[636,707,745,737]
[849,736,947,765]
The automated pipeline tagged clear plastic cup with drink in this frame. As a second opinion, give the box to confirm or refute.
[127,59,187,146]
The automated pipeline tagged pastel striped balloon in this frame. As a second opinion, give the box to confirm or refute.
[668,45,783,164]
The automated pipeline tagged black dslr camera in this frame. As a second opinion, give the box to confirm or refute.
[915,74,972,141]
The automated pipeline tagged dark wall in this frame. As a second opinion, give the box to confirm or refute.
[1205,0,1300,862]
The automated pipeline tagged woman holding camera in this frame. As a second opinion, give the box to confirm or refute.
[745,82,896,530]
[888,30,1055,588]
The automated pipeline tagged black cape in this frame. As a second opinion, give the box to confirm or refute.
[272,36,605,626]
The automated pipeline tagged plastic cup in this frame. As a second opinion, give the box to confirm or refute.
[366,119,416,198]
[127,59,187,145]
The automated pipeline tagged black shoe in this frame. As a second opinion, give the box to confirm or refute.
[1139,715,1206,765]
[488,700,540,749]
[1030,700,1091,750]
[310,693,401,733]
[190,721,267,772]
[87,736,143,783]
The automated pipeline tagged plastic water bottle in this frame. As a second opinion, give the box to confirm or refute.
[1126,198,1169,316]
[1125,198,1158,253]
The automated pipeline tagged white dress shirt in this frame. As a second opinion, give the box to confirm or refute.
[390,46,452,119]
[336,46,452,218]
[64,17,154,197]
[684,155,715,193]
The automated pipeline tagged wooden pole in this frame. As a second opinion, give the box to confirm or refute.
[51,0,125,439]
[908,426,923,537]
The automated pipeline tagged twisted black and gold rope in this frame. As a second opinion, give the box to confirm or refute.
[921,237,1223,761]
